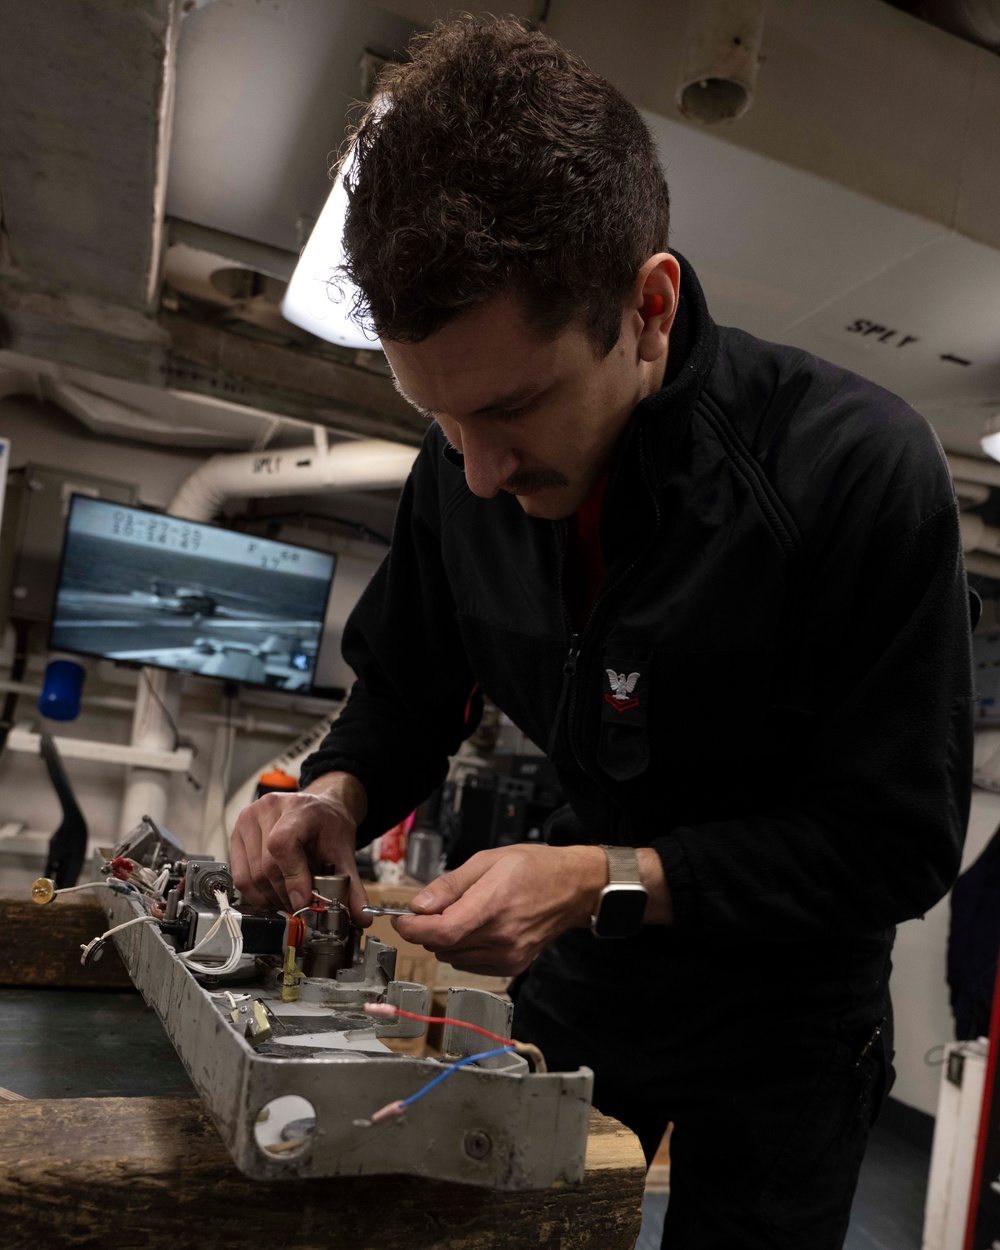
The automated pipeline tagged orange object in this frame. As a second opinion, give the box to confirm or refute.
[258,768,297,790]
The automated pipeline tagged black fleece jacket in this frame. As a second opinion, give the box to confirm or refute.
[301,255,974,947]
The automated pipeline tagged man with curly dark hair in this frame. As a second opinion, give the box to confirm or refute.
[233,16,973,1247]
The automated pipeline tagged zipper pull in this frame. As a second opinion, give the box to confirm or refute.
[563,634,581,676]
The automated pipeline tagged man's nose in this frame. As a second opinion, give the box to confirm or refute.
[459,429,519,499]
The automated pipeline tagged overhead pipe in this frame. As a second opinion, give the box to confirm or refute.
[169,430,418,523]
[676,0,765,125]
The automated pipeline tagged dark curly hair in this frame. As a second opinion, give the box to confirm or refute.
[338,16,670,356]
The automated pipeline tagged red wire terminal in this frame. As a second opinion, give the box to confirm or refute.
[370,1100,406,1125]
[363,1003,513,1047]
[110,856,135,880]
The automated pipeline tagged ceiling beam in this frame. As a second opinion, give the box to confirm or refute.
[0,0,181,310]
[0,278,424,444]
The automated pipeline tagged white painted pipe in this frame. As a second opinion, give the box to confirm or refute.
[676,0,765,124]
[168,435,418,523]
[119,668,182,837]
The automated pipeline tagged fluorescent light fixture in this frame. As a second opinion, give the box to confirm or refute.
[281,146,380,351]
[981,414,1000,463]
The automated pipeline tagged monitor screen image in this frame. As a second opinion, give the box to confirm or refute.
[50,497,336,692]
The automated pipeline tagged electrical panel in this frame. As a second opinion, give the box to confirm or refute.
[0,462,136,628]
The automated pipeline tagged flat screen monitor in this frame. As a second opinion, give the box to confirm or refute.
[50,496,336,692]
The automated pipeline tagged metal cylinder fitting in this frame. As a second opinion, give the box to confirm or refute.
[312,874,350,907]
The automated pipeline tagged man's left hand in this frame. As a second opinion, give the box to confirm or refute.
[392,844,608,976]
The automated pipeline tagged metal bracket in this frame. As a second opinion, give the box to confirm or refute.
[97,868,593,1189]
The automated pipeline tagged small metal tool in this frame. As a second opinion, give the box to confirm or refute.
[361,905,414,918]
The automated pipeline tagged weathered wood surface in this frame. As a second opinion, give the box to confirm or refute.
[0,896,133,990]
[0,1097,645,1250]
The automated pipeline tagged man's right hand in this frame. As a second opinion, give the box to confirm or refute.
[229,772,371,924]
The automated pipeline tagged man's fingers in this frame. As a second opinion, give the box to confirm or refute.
[409,852,495,915]
[264,813,320,910]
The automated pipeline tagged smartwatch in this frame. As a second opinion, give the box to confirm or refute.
[590,845,648,938]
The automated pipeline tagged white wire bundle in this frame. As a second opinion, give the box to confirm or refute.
[177,889,244,976]
[50,864,167,904]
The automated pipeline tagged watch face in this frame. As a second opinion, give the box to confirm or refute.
[593,884,648,938]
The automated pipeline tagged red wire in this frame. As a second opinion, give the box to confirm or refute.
[392,1008,513,1047]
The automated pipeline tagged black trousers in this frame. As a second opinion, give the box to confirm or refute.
[511,929,894,1250]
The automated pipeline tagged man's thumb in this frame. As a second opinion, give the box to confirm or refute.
[410,866,470,914]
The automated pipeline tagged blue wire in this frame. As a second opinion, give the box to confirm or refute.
[400,1046,515,1109]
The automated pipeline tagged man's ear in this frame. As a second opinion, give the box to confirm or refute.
[633,253,680,363]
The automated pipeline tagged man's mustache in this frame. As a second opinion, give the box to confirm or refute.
[503,469,569,492]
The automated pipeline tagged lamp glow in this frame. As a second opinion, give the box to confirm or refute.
[281,149,380,351]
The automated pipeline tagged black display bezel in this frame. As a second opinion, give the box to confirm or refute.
[47,494,337,695]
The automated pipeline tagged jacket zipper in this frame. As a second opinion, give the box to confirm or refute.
[547,520,581,759]
[551,436,661,772]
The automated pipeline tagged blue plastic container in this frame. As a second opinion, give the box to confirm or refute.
[38,659,86,721]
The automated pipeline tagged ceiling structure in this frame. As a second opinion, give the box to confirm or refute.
[0,0,998,477]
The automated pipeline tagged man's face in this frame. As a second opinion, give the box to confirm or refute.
[382,293,654,520]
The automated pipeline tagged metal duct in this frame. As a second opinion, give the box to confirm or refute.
[676,0,765,124]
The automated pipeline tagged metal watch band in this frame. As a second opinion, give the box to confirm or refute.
[599,844,641,886]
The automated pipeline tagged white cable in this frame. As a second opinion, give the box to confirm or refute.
[79,913,159,965]
[178,889,244,976]
[293,890,332,916]
[152,867,171,896]
[100,914,160,940]
[52,881,111,897]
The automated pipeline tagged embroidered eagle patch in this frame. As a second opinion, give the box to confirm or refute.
[605,669,640,713]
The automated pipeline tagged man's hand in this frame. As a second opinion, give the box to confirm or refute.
[229,772,371,923]
[392,843,609,977]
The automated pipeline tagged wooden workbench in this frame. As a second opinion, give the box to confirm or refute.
[0,896,646,1249]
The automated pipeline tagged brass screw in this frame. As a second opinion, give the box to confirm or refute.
[31,878,56,905]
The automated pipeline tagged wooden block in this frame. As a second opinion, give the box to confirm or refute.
[0,896,133,989]
[0,1097,646,1250]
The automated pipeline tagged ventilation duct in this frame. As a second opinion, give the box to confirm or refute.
[676,0,765,124]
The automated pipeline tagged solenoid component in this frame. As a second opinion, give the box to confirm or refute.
[302,873,355,978]
[184,859,234,907]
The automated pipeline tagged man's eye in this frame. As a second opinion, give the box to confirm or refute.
[498,404,531,421]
